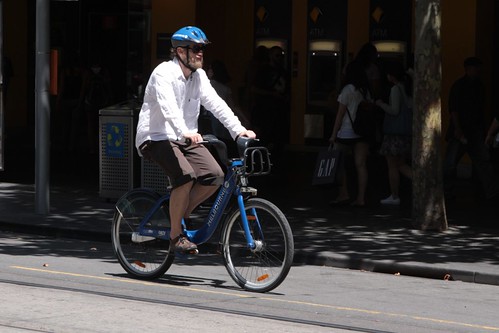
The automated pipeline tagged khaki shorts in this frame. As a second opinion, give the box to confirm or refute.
[139,140,224,189]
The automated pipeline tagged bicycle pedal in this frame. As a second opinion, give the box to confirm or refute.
[175,249,199,258]
[187,249,199,255]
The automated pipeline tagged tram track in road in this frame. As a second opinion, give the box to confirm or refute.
[0,323,53,333]
[0,276,391,333]
[4,265,499,333]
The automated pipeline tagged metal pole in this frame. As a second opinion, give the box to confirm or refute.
[35,0,50,214]
[0,0,4,171]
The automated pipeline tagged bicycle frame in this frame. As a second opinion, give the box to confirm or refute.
[134,158,258,249]
[111,141,295,292]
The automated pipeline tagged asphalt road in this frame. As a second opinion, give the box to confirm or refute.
[1,232,499,333]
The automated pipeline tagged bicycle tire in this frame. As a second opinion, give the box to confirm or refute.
[221,197,294,292]
[111,189,174,279]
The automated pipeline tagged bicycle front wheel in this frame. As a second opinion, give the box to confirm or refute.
[111,189,174,279]
[221,197,294,292]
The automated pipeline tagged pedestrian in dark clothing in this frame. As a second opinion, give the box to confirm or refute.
[443,57,499,200]
[250,46,290,155]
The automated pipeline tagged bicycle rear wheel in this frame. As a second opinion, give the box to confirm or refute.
[221,197,294,292]
[111,189,174,279]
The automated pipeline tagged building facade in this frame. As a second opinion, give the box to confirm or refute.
[0,0,496,179]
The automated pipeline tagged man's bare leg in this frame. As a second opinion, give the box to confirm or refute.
[184,183,219,218]
[169,181,193,239]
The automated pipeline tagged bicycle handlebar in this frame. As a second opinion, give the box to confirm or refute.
[185,135,258,144]
[184,135,269,174]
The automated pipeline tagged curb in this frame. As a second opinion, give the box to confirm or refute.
[293,251,499,287]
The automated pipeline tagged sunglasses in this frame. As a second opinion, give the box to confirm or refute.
[188,44,206,53]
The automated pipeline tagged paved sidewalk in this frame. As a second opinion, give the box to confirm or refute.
[1,154,499,286]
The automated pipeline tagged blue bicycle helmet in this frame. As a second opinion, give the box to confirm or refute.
[171,26,210,48]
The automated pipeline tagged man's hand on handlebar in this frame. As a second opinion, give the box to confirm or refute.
[182,132,204,145]
[237,130,257,140]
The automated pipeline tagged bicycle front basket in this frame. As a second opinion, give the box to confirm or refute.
[243,147,271,176]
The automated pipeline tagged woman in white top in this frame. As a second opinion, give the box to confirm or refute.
[375,62,413,206]
[329,61,372,207]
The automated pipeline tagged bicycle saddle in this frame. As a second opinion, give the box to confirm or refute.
[202,134,229,166]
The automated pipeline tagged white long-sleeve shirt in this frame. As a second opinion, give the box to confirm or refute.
[135,58,246,151]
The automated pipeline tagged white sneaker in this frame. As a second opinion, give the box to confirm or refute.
[380,195,401,205]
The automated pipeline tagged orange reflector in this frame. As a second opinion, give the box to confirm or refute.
[247,216,256,221]
[134,261,146,268]
[257,273,269,281]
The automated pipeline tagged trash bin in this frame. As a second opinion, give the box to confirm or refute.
[99,100,141,199]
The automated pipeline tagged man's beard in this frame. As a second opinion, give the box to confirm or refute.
[177,49,203,73]
[188,56,203,70]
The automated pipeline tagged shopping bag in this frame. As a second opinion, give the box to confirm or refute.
[312,147,342,185]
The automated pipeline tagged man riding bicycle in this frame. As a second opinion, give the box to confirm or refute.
[135,26,256,253]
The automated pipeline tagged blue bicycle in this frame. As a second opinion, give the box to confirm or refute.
[111,136,294,292]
